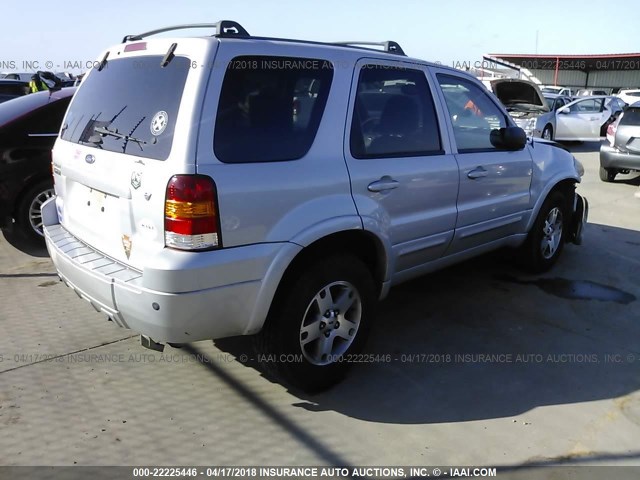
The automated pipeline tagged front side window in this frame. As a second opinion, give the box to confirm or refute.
[350,65,441,158]
[214,56,333,163]
[437,74,507,152]
[569,98,604,113]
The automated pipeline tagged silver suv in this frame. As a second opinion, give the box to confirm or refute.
[42,21,588,391]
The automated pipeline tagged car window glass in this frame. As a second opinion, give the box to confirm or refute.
[60,56,191,161]
[349,65,441,158]
[569,99,603,113]
[619,108,640,126]
[214,56,334,163]
[437,74,507,152]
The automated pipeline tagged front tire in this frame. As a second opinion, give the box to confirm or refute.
[520,191,568,273]
[599,166,617,182]
[15,180,54,243]
[254,254,376,392]
[542,125,553,141]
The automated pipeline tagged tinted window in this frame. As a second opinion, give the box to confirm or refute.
[0,82,27,96]
[350,65,441,158]
[60,56,191,160]
[620,108,640,126]
[437,74,507,152]
[214,56,333,163]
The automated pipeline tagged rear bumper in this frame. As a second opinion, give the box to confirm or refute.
[600,145,640,170]
[42,199,289,343]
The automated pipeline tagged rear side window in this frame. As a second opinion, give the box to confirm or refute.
[60,56,191,160]
[350,65,442,159]
[214,56,333,163]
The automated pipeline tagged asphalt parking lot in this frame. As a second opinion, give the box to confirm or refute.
[1,142,639,469]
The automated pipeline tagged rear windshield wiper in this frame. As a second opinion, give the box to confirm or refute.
[94,126,153,147]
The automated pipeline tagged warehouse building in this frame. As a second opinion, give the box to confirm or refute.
[481,53,640,93]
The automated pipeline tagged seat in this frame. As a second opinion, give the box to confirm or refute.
[368,95,420,155]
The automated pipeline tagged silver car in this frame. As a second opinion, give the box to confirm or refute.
[42,21,588,391]
[600,101,640,182]
[534,95,612,141]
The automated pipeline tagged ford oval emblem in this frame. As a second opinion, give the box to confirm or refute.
[85,154,96,164]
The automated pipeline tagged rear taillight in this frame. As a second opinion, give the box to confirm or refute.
[164,175,221,251]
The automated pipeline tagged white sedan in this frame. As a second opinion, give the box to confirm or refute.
[533,96,612,141]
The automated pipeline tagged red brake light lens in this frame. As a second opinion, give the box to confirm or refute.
[164,175,220,250]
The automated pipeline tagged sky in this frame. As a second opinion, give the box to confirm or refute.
[2,0,639,74]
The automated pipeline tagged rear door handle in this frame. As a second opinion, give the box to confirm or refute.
[368,177,399,192]
[467,167,488,179]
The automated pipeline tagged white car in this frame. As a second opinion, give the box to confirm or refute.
[533,96,612,141]
[616,89,640,105]
[541,85,574,97]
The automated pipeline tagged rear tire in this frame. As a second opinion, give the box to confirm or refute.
[599,166,617,182]
[15,180,54,243]
[254,254,376,393]
[520,191,568,273]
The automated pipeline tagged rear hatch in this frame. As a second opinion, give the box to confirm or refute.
[614,105,640,153]
[53,38,216,271]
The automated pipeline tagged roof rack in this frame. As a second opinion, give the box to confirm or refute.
[122,20,249,43]
[332,41,406,56]
[120,21,406,57]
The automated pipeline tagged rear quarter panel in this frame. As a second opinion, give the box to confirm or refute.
[194,40,361,248]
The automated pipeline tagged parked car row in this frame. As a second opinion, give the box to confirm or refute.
[485,79,616,142]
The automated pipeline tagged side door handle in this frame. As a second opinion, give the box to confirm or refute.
[467,167,488,179]
[368,176,399,192]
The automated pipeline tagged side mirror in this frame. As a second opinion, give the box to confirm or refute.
[557,107,570,114]
[490,126,527,150]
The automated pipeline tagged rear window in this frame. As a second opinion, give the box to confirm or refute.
[620,108,640,126]
[214,56,334,163]
[60,55,190,160]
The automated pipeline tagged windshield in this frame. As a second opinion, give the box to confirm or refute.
[60,55,190,160]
